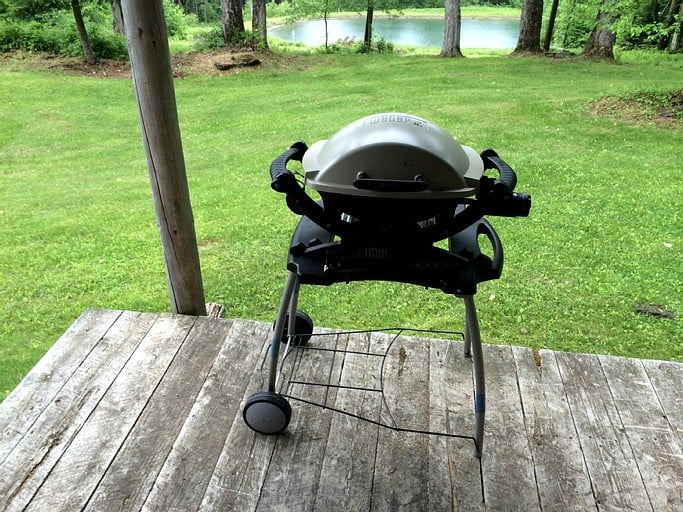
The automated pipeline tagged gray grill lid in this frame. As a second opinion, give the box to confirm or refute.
[301,113,484,199]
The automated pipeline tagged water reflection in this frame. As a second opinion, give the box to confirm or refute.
[270,17,520,49]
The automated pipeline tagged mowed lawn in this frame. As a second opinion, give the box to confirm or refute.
[1,52,681,400]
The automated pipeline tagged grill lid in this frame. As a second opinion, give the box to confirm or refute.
[302,113,484,199]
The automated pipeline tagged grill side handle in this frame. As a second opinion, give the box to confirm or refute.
[478,149,531,218]
[269,142,308,191]
[269,143,337,232]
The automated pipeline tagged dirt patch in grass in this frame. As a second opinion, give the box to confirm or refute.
[1,49,303,79]
[588,90,683,128]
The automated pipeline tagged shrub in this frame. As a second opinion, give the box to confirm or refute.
[193,25,225,51]
[164,0,190,39]
[89,26,128,60]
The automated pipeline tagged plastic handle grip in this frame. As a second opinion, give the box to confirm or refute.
[477,221,504,274]
[269,142,308,192]
[480,148,517,191]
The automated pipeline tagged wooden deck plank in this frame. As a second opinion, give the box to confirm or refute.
[599,355,683,510]
[0,311,157,512]
[371,333,432,510]
[555,351,653,511]
[480,344,540,511]
[313,330,382,511]
[254,330,349,511]
[0,308,123,463]
[198,320,276,512]
[25,313,198,512]
[140,318,268,512]
[1,309,682,512]
[512,346,597,511]
[84,316,233,512]
[428,336,484,510]
[642,359,683,437]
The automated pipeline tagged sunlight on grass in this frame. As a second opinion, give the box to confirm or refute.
[1,51,682,401]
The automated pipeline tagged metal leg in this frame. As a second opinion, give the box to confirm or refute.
[464,304,472,357]
[286,279,301,343]
[463,295,485,458]
[267,271,298,392]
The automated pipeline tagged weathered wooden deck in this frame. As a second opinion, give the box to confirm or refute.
[0,308,681,511]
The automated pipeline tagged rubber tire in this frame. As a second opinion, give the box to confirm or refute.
[280,310,314,346]
[243,391,292,435]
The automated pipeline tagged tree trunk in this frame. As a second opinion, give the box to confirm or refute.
[121,0,207,316]
[252,0,268,48]
[71,0,96,64]
[112,0,124,35]
[441,0,464,57]
[543,0,560,51]
[220,0,245,45]
[364,0,374,52]
[513,0,544,54]
[659,0,681,50]
[324,3,329,49]
[583,0,617,60]
[670,3,683,52]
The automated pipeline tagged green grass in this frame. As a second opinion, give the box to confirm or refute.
[1,52,682,401]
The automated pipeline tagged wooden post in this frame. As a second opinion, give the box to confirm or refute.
[121,0,207,316]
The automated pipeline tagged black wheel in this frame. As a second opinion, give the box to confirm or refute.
[243,391,292,435]
[280,310,314,346]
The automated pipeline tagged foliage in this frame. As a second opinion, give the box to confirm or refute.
[551,0,682,51]
[0,8,127,58]
[0,0,196,59]
[317,34,395,53]
[551,0,599,49]
[164,0,190,39]
[192,25,267,51]
[193,25,226,50]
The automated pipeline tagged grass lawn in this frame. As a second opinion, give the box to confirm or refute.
[1,50,682,401]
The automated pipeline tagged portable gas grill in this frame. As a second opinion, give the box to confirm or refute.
[242,113,531,457]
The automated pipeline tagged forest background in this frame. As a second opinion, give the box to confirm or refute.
[1,0,682,62]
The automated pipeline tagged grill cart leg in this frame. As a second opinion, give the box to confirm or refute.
[463,295,485,458]
[243,271,299,435]
[267,271,299,392]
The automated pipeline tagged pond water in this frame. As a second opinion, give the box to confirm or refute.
[270,17,520,49]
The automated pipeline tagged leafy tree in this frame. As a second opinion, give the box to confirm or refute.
[71,0,96,63]
[364,0,374,51]
[111,0,124,34]
[583,0,617,59]
[512,0,544,53]
[220,0,245,44]
[543,0,560,50]
[441,0,463,57]
[253,0,268,47]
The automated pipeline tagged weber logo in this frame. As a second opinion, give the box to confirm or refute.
[367,114,426,128]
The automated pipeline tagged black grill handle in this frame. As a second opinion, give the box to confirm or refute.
[478,149,531,218]
[481,148,517,191]
[270,143,340,232]
[270,142,308,192]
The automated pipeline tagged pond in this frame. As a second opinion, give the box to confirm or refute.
[270,17,520,49]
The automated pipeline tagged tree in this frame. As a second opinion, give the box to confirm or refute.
[441,0,464,57]
[364,0,374,51]
[670,2,683,51]
[252,0,268,47]
[71,0,96,64]
[543,0,560,51]
[512,0,544,54]
[583,0,617,60]
[659,0,682,51]
[112,0,124,34]
[220,0,244,45]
